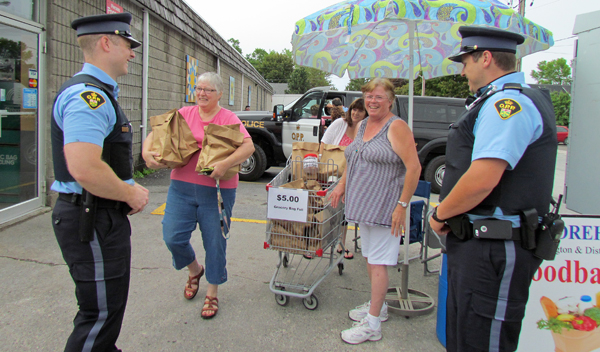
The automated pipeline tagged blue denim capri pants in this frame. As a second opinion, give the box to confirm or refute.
[162,180,236,285]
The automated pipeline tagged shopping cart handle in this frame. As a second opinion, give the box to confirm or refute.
[316,190,327,197]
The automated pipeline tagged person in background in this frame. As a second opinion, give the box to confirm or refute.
[142,72,254,319]
[330,78,421,345]
[51,13,149,351]
[244,105,250,111]
[321,98,368,260]
[332,97,348,113]
[428,26,558,352]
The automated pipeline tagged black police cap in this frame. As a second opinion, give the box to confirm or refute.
[71,13,141,49]
[448,26,525,62]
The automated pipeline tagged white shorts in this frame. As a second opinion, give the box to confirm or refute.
[359,223,401,265]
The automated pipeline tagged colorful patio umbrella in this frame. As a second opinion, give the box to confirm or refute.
[292,0,554,80]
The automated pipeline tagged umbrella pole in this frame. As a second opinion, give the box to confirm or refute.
[400,21,415,301]
[407,22,415,131]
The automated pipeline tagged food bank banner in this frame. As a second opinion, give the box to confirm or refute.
[518,215,600,352]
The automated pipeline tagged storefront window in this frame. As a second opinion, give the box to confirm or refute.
[0,23,38,210]
[0,0,37,22]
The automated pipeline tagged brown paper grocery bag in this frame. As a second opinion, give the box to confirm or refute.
[290,142,320,181]
[319,143,346,179]
[149,109,199,168]
[196,123,244,180]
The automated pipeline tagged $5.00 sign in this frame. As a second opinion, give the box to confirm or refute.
[267,187,309,222]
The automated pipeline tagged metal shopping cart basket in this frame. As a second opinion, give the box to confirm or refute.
[263,160,345,310]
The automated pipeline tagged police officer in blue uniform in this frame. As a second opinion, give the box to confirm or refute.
[51,13,149,352]
[428,26,558,352]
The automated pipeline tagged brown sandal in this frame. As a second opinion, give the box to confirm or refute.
[183,266,204,300]
[201,296,219,319]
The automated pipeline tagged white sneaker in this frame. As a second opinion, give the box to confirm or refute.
[348,301,388,322]
[341,318,382,344]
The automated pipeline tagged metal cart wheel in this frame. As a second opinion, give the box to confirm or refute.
[303,294,319,310]
[282,254,289,268]
[275,294,289,306]
[338,262,344,275]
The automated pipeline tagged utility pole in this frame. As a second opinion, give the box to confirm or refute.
[516,0,526,72]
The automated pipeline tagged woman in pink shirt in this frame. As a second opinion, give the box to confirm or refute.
[142,72,254,319]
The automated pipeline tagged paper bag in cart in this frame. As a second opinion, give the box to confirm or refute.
[318,143,346,182]
[149,109,199,168]
[196,123,244,180]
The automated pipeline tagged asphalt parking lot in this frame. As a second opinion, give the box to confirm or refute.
[0,145,569,351]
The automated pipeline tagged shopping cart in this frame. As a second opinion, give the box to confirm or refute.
[263,160,345,310]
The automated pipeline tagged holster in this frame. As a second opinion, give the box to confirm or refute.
[446,214,473,240]
[533,214,564,261]
[519,208,538,250]
[78,189,97,243]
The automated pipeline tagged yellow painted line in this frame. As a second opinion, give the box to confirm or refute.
[150,201,440,226]
[150,203,166,215]
[231,217,267,224]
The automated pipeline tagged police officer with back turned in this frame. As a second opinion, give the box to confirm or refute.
[428,26,558,352]
[51,13,149,352]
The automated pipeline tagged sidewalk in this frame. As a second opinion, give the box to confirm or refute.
[0,173,445,351]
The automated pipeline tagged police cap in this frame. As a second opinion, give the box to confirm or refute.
[448,26,525,63]
[71,13,141,49]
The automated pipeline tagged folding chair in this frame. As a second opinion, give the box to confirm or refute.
[397,180,430,264]
[421,198,446,276]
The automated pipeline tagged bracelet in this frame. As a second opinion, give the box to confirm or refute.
[432,206,446,223]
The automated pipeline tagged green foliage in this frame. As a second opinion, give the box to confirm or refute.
[247,49,294,83]
[551,91,571,126]
[227,38,242,55]
[306,68,332,88]
[245,48,268,68]
[346,78,369,91]
[531,58,572,85]
[286,67,311,94]
[133,168,157,179]
[395,75,470,98]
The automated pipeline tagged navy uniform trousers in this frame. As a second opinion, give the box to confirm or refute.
[445,233,542,352]
[52,199,131,352]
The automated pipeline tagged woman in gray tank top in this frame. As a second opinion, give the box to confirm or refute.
[329,78,421,345]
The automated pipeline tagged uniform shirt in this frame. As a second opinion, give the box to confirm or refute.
[468,72,544,226]
[170,106,251,189]
[51,63,134,194]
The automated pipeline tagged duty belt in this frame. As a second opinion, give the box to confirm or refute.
[58,193,125,210]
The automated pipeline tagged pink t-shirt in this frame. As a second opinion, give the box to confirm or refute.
[170,106,251,189]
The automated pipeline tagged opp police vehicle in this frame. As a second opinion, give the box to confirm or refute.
[236,87,465,193]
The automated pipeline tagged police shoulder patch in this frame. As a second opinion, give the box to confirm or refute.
[494,98,522,120]
[79,91,106,110]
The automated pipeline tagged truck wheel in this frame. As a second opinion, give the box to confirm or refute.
[239,143,267,181]
[425,155,445,194]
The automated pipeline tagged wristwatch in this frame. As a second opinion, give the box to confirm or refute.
[431,206,446,223]
[397,201,408,208]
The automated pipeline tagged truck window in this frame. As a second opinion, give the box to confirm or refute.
[291,91,325,121]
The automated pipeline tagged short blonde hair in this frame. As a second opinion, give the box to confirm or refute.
[361,78,395,108]
[77,34,123,55]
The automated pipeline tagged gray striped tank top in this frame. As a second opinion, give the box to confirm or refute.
[344,115,406,227]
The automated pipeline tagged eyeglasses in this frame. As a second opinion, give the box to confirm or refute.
[195,87,217,94]
[365,95,388,102]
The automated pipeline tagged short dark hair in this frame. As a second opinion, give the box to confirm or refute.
[471,51,517,72]
[332,97,343,106]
